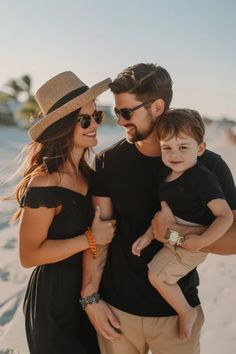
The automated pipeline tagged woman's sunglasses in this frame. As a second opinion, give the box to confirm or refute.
[76,110,104,129]
[114,100,154,121]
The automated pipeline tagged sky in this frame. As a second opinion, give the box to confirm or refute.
[0,0,235,119]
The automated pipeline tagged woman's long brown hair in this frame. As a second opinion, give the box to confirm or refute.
[8,109,91,223]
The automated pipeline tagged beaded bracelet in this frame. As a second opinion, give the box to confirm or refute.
[85,227,97,258]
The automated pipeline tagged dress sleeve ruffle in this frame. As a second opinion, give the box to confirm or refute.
[20,187,72,208]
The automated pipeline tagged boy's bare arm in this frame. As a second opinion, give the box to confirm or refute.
[152,201,236,255]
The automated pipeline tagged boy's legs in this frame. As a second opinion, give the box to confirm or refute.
[149,268,197,341]
[148,246,207,340]
[147,305,204,354]
[98,305,204,354]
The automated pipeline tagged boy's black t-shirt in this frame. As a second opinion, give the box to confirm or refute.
[158,161,226,225]
[91,139,236,317]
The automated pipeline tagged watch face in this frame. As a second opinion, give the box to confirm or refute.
[167,230,185,246]
[169,231,179,244]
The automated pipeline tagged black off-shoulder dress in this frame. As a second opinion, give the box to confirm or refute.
[20,186,100,354]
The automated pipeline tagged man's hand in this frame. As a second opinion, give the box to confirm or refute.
[85,300,121,340]
[151,201,176,243]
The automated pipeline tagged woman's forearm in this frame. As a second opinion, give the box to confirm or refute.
[20,234,88,267]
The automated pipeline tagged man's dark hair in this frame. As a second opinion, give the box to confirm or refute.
[110,63,173,113]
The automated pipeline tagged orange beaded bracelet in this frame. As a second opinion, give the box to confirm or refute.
[85,227,97,258]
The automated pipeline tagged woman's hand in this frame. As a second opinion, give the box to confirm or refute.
[91,206,116,245]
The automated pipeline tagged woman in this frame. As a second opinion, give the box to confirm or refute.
[10,71,115,354]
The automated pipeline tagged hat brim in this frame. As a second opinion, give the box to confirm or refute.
[29,78,111,141]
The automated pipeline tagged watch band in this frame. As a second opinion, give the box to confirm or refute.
[166,229,185,246]
[79,293,100,310]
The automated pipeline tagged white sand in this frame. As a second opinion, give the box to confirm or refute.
[0,123,236,354]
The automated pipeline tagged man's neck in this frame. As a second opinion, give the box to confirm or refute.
[135,132,161,157]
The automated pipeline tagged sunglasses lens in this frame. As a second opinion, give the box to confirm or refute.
[114,108,131,120]
[121,109,131,120]
[77,111,104,128]
[79,116,91,129]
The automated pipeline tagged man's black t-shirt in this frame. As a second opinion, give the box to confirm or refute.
[91,139,236,317]
[158,161,226,225]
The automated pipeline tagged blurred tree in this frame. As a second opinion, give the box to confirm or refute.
[20,95,40,122]
[4,75,39,124]
[4,79,24,100]
[19,74,32,100]
[0,91,14,102]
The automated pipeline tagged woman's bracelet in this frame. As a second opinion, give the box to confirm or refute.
[85,227,97,258]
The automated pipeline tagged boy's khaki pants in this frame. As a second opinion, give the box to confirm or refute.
[98,304,204,354]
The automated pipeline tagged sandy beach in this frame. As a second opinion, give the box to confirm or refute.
[0,123,235,354]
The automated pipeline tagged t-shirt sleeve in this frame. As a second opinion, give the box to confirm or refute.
[90,153,111,197]
[196,169,226,206]
[212,157,236,210]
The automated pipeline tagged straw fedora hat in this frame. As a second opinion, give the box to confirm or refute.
[29,71,112,141]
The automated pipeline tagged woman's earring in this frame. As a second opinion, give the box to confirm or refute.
[42,157,48,173]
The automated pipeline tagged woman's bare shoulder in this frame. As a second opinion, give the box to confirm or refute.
[28,173,60,188]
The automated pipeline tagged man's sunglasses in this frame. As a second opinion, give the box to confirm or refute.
[114,100,154,121]
[76,110,104,129]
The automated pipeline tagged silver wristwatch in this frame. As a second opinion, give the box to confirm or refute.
[79,293,100,310]
[166,229,185,246]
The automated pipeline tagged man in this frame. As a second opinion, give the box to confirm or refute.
[81,63,236,354]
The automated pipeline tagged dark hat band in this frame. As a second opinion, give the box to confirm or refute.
[47,85,89,114]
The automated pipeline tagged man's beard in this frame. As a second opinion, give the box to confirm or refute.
[125,119,156,143]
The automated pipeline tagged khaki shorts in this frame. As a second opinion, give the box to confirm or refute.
[148,244,207,284]
[98,304,204,354]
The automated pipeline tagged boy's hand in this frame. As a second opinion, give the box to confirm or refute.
[132,230,153,256]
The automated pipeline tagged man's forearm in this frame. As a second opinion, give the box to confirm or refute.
[202,222,236,255]
[82,196,113,296]
[81,245,108,297]
[174,221,236,255]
